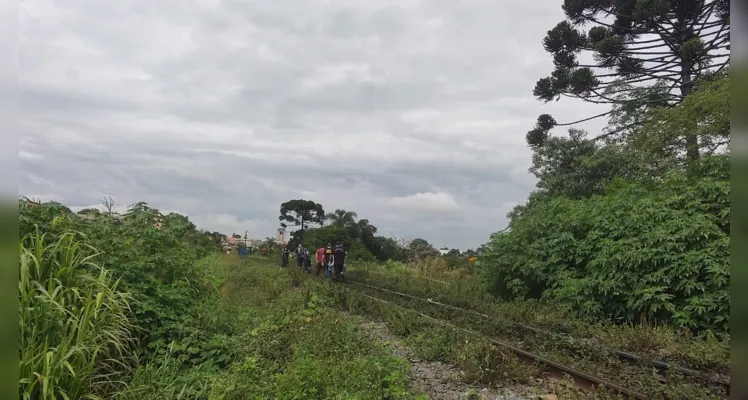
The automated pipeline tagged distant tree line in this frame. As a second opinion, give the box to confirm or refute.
[275,199,478,266]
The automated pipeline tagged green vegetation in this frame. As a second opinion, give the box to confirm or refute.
[332,286,542,390]
[18,195,730,399]
[276,199,407,262]
[19,230,136,399]
[18,202,421,399]
[480,14,731,335]
[345,263,729,369]
[343,264,728,399]
[481,154,729,333]
[279,199,326,229]
[298,67,733,398]
[517,0,731,333]
[276,202,479,268]
[530,0,729,160]
[276,199,416,264]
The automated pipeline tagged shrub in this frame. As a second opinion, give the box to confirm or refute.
[18,201,423,399]
[479,156,730,334]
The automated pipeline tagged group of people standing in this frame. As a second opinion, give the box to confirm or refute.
[281,242,347,281]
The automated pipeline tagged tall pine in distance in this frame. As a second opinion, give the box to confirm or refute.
[527,0,730,161]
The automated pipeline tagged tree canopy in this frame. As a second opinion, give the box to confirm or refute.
[529,0,730,161]
[407,238,438,261]
[633,70,729,163]
[276,202,408,262]
[325,209,358,228]
[278,199,325,230]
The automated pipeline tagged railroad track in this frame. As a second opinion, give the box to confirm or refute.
[343,277,730,399]
[357,269,451,285]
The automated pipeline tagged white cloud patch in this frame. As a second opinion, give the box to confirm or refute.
[389,192,460,212]
[189,213,275,239]
[300,64,386,91]
[18,0,611,250]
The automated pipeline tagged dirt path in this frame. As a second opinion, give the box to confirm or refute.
[356,318,556,400]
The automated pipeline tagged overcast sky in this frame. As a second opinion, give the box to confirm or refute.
[19,0,609,250]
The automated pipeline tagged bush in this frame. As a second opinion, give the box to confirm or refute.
[19,201,235,366]
[18,201,423,399]
[479,156,730,334]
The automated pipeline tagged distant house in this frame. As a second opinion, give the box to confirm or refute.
[439,247,449,256]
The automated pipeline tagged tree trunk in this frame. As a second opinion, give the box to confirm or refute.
[678,17,700,162]
[680,74,700,162]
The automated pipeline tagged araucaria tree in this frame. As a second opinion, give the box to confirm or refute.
[278,199,325,231]
[528,0,730,161]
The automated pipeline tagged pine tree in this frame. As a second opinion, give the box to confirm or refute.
[527,0,730,161]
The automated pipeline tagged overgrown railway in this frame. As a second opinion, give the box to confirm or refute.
[341,275,730,400]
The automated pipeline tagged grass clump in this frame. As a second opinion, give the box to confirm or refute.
[206,259,416,399]
[19,229,137,399]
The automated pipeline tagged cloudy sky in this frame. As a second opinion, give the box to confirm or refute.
[19,0,609,250]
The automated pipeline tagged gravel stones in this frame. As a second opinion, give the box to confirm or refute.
[356,320,544,400]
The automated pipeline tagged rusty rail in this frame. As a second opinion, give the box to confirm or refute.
[346,278,730,397]
[354,290,648,399]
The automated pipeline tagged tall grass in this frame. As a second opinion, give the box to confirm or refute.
[114,350,212,400]
[19,229,137,400]
[351,258,477,282]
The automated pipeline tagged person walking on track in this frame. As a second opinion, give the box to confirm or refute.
[341,243,349,281]
[315,245,326,276]
[281,246,289,268]
[296,244,305,269]
[332,242,346,282]
[303,248,312,273]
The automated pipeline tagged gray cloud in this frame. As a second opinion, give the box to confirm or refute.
[19,0,610,250]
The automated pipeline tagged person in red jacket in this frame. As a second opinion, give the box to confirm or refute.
[315,245,326,276]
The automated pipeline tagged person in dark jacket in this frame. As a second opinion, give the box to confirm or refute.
[296,244,305,269]
[303,249,312,273]
[332,242,346,282]
[341,243,349,280]
[281,246,289,268]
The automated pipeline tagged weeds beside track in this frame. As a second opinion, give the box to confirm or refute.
[355,290,648,399]
[338,274,729,400]
[345,269,730,370]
